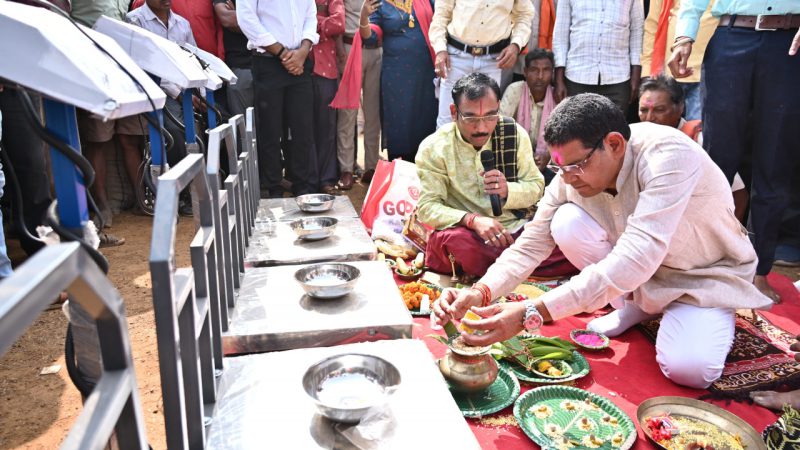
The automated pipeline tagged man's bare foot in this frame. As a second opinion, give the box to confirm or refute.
[755,275,781,304]
[750,389,800,410]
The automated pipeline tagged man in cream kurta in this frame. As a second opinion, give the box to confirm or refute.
[430,0,535,128]
[434,93,772,389]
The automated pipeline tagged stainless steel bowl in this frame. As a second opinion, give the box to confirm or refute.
[296,194,336,213]
[294,263,361,298]
[290,217,338,241]
[302,353,401,423]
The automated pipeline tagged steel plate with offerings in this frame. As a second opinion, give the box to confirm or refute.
[514,386,637,450]
[637,396,766,450]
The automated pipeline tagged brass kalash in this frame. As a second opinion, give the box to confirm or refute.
[437,321,499,393]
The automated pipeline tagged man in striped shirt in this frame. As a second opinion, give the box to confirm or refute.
[552,0,645,111]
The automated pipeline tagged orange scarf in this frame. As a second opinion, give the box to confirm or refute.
[650,0,674,75]
[538,0,555,50]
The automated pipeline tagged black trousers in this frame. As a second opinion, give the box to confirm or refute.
[565,78,631,112]
[0,90,52,255]
[702,25,800,275]
[252,55,314,196]
[311,75,339,188]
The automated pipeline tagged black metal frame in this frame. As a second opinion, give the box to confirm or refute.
[149,153,219,450]
[0,243,148,450]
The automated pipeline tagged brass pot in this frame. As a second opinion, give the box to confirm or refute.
[438,350,498,393]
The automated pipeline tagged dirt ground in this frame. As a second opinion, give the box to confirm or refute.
[0,183,369,450]
[0,179,797,449]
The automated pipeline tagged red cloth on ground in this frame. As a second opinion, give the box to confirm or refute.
[425,225,578,279]
[411,272,799,449]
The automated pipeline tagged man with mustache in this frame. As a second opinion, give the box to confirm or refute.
[415,72,545,282]
[433,94,773,389]
[499,49,558,181]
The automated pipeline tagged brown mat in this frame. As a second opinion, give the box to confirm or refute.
[639,312,800,399]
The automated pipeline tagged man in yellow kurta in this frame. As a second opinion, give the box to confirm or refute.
[415,73,544,280]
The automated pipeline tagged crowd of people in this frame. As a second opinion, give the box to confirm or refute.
[0,0,799,408]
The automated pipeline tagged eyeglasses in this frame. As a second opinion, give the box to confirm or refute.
[456,107,500,125]
[546,135,605,175]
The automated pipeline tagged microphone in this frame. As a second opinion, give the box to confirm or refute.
[480,150,503,217]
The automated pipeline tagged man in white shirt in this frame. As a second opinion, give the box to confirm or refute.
[237,0,319,197]
[128,0,197,216]
[434,94,773,389]
[552,0,644,111]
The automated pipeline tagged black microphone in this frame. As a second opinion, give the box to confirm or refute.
[480,150,503,217]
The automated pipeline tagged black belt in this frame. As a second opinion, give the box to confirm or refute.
[719,14,800,30]
[251,49,277,57]
[446,34,510,56]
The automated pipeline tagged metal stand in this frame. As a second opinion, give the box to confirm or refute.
[42,99,88,234]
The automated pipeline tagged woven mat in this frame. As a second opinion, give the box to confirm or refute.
[639,312,800,399]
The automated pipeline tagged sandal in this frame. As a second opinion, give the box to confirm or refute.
[98,232,126,248]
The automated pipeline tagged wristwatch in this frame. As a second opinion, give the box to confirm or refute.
[522,300,544,332]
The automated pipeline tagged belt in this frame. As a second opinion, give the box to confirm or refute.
[446,34,511,56]
[719,14,800,30]
[342,34,381,49]
[251,49,276,57]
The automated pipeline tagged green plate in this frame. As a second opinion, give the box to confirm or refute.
[407,282,442,316]
[500,351,590,384]
[447,364,520,418]
[514,386,636,450]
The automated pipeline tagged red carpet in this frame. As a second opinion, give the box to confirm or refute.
[411,272,800,449]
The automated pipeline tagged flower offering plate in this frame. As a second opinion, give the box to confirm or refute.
[514,385,636,450]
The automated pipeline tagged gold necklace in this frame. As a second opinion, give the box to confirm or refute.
[387,0,415,28]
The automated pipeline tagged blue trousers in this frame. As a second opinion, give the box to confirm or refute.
[701,25,800,275]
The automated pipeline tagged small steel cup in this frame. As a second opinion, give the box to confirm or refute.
[296,194,336,213]
[290,217,338,241]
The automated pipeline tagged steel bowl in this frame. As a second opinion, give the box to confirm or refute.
[296,193,336,213]
[290,217,338,241]
[303,353,401,423]
[294,263,361,299]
